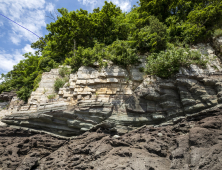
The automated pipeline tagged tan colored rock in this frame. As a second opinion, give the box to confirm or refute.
[4,44,222,136]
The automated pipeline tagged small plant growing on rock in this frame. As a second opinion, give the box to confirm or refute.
[95,92,98,97]
[139,67,144,72]
[59,66,71,77]
[43,88,47,94]
[125,76,130,83]
[54,78,65,92]
[47,94,56,100]
[63,76,69,83]
[213,29,222,38]
[66,82,70,87]
[212,65,219,71]
[145,46,207,78]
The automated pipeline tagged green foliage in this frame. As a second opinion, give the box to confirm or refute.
[66,82,70,87]
[54,78,65,92]
[47,94,56,99]
[213,29,222,38]
[54,68,70,92]
[38,57,58,72]
[139,67,144,72]
[138,0,222,44]
[31,1,123,64]
[16,86,33,102]
[33,74,42,91]
[131,16,167,53]
[146,46,207,78]
[64,57,72,65]
[59,66,71,77]
[70,46,98,72]
[106,40,139,67]
[0,53,40,102]
[0,52,58,102]
[63,76,69,83]
[70,40,139,71]
[70,40,108,71]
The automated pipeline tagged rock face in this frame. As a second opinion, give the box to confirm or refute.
[0,91,17,101]
[214,36,222,53]
[0,109,222,170]
[2,42,222,136]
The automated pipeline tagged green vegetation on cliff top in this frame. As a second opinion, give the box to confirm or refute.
[0,0,222,102]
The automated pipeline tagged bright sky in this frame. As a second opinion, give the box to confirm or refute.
[0,0,139,75]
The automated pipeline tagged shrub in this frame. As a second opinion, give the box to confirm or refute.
[38,57,59,72]
[59,66,71,77]
[213,29,222,38]
[16,86,32,102]
[64,57,72,65]
[63,76,69,83]
[132,16,167,53]
[54,78,65,92]
[181,23,208,44]
[106,40,139,67]
[70,41,107,72]
[146,46,207,78]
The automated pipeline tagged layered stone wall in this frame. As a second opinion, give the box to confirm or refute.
[0,91,16,101]
[1,39,222,136]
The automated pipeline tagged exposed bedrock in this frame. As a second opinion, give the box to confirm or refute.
[0,91,17,102]
[1,41,222,136]
[0,110,222,169]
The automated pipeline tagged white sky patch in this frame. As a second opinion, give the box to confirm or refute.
[0,3,7,15]
[0,0,51,74]
[77,0,97,5]
[0,51,24,73]
[10,35,22,45]
[109,0,131,12]
[46,3,55,12]
[0,0,52,45]
[77,0,98,10]
[0,45,36,73]
[77,0,132,12]
[22,44,36,54]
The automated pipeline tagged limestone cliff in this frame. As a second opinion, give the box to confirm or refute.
[1,38,222,137]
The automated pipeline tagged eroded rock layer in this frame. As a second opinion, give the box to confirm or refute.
[0,91,17,101]
[0,109,222,170]
[2,42,222,136]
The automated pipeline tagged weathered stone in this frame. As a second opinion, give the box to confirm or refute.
[130,68,144,81]
[0,91,17,101]
[214,36,222,53]
[2,42,222,137]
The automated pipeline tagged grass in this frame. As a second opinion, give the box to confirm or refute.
[47,94,56,99]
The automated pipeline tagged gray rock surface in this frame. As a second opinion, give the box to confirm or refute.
[1,110,222,170]
[0,91,16,101]
[2,40,222,136]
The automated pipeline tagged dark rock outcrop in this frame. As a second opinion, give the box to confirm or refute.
[0,91,16,102]
[1,109,222,170]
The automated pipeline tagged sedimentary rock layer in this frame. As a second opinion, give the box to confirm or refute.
[1,41,222,136]
[0,109,222,170]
